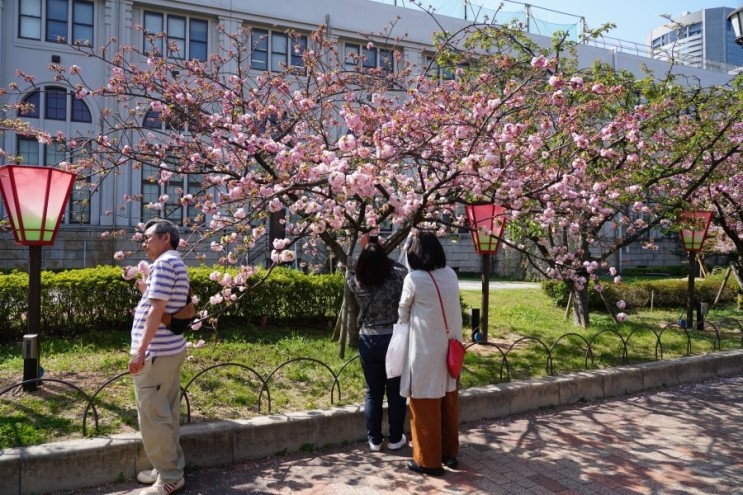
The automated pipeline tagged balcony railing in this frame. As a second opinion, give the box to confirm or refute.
[370,0,739,74]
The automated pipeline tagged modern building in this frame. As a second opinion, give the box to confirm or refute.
[0,0,736,275]
[649,7,743,72]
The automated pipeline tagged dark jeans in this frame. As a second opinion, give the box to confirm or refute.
[358,334,407,445]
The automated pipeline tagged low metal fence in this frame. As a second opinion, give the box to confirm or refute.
[1,318,741,439]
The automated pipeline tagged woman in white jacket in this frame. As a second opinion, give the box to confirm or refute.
[398,231,463,476]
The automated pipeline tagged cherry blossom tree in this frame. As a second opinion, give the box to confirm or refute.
[422,23,743,325]
[3,18,741,329]
[693,124,743,293]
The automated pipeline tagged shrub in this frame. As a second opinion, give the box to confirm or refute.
[0,266,344,341]
[542,274,737,312]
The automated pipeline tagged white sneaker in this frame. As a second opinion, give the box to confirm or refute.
[388,433,407,450]
[137,468,158,484]
[138,477,184,495]
[368,440,382,452]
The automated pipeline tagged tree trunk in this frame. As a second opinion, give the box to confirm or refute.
[731,260,743,293]
[333,284,359,359]
[571,285,590,328]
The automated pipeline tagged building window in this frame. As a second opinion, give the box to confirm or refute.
[143,11,208,60]
[249,28,307,72]
[143,110,162,129]
[141,164,202,225]
[71,0,94,45]
[19,0,43,40]
[189,19,208,61]
[18,87,92,122]
[19,0,94,45]
[142,109,185,131]
[16,136,41,165]
[45,87,67,120]
[67,144,91,224]
[344,43,394,74]
[18,91,41,118]
[45,139,66,165]
[425,55,460,81]
[71,96,92,122]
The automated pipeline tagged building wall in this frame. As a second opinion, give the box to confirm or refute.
[649,7,743,72]
[0,0,735,274]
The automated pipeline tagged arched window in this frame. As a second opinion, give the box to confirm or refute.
[17,87,92,122]
[18,91,41,118]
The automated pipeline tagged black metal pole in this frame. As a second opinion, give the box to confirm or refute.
[686,250,695,330]
[29,245,41,333]
[481,253,491,342]
[23,245,42,392]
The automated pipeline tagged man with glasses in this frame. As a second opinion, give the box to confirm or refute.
[128,218,189,495]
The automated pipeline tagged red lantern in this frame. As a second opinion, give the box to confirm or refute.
[0,165,75,392]
[465,204,508,254]
[0,165,75,246]
[679,210,713,252]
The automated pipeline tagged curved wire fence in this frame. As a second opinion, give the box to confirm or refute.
[1,318,741,441]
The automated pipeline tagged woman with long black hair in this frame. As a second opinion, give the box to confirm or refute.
[346,235,408,452]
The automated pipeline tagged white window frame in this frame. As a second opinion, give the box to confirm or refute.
[249,27,308,72]
[143,10,209,61]
[140,162,202,226]
[344,42,394,74]
[18,0,94,45]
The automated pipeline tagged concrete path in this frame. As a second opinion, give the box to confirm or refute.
[56,374,743,495]
[458,280,540,291]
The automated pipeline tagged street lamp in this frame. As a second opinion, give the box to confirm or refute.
[728,7,743,46]
[679,210,713,331]
[465,204,507,343]
[0,165,75,391]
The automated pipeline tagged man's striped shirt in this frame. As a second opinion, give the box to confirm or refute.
[130,250,189,356]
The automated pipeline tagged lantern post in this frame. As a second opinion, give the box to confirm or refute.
[728,7,743,46]
[0,165,75,391]
[464,204,507,343]
[678,211,713,331]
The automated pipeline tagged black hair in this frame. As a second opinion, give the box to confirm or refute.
[144,218,180,249]
[354,242,391,286]
[406,231,446,271]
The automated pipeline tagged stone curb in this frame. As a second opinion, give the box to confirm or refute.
[2,349,742,495]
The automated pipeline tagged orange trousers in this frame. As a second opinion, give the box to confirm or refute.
[408,390,459,469]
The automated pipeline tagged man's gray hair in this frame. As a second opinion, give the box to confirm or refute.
[144,218,180,249]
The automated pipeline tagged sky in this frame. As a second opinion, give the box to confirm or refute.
[518,1,728,45]
[425,1,731,46]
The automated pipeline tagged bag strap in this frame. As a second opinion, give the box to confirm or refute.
[427,271,450,338]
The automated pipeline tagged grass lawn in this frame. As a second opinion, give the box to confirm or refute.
[0,287,740,449]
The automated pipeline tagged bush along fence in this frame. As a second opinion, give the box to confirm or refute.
[541,275,740,311]
[1,316,741,443]
[0,266,344,341]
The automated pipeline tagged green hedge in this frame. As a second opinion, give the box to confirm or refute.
[0,266,344,341]
[188,266,343,323]
[542,274,738,311]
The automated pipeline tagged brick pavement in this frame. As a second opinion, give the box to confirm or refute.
[56,375,743,495]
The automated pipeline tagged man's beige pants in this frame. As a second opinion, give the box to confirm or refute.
[134,350,187,484]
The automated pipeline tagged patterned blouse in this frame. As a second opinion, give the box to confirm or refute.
[346,260,408,335]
